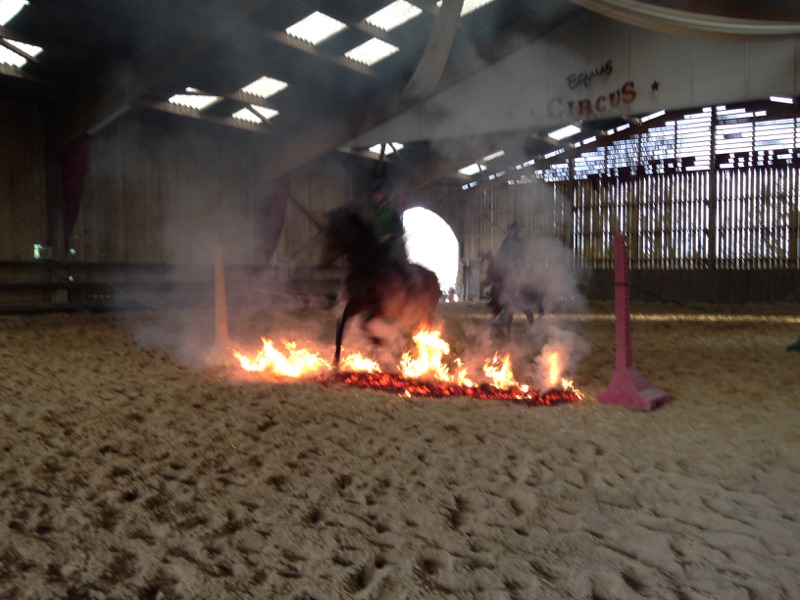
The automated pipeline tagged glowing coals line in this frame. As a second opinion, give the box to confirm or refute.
[232,328,577,394]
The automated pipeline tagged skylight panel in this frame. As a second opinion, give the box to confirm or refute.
[369,142,404,155]
[458,163,483,176]
[241,76,287,99]
[286,11,346,45]
[366,0,422,31]
[233,105,279,124]
[0,0,27,26]
[482,150,505,162]
[168,88,221,111]
[436,0,496,17]
[548,124,581,141]
[641,109,666,123]
[345,38,399,66]
[0,39,41,68]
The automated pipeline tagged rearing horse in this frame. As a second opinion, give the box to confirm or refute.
[324,206,441,370]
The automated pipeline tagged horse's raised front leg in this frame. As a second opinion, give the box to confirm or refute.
[334,299,360,372]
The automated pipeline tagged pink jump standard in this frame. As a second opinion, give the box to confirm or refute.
[597,233,670,411]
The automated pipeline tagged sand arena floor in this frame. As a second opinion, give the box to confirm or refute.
[0,299,798,599]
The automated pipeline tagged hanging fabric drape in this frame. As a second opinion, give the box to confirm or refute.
[263,175,291,263]
[403,0,464,99]
[59,134,91,252]
[567,0,800,39]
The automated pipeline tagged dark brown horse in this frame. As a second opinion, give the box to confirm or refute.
[480,253,545,337]
[324,206,441,370]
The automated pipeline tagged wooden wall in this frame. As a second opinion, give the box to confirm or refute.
[76,112,277,267]
[0,99,47,261]
[1,102,799,310]
[0,99,49,306]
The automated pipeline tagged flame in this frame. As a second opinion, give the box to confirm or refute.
[482,352,521,390]
[233,339,330,377]
[340,352,382,373]
[546,351,561,388]
[231,327,581,402]
[399,329,454,382]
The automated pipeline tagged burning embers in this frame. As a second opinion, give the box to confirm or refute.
[232,328,582,406]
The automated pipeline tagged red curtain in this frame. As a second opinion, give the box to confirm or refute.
[59,135,92,251]
[263,175,291,263]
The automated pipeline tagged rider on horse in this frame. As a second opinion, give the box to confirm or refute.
[368,177,408,268]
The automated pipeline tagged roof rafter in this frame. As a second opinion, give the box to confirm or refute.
[48,0,277,152]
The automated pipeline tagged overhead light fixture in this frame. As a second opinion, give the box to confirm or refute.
[0,0,27,26]
[547,124,581,141]
[769,96,794,104]
[241,76,288,99]
[365,0,422,31]
[345,38,399,66]
[286,11,346,45]
[168,88,221,111]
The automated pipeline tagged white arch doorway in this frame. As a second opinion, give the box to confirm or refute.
[402,207,459,297]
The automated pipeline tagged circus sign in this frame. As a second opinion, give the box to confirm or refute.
[547,80,638,120]
[567,59,614,90]
[546,58,638,120]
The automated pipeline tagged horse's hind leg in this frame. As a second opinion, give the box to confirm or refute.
[524,308,534,329]
[360,305,383,346]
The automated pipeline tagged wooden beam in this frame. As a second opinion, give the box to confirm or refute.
[141,99,280,135]
[48,0,275,153]
[262,29,387,82]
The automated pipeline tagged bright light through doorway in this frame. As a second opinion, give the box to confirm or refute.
[402,207,458,296]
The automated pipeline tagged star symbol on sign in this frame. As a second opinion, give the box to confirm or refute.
[651,80,660,91]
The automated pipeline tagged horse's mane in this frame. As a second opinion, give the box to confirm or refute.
[324,206,378,262]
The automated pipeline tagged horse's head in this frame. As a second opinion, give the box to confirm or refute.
[478,252,494,288]
[323,206,377,264]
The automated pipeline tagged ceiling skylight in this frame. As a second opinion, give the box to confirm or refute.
[436,0,496,17]
[241,76,287,99]
[0,39,41,68]
[286,11,347,45]
[365,0,422,31]
[345,38,399,66]
[548,124,582,141]
[168,88,221,111]
[458,163,483,176]
[0,0,27,26]
[369,142,404,155]
[640,109,666,123]
[233,105,279,124]
[483,150,505,162]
